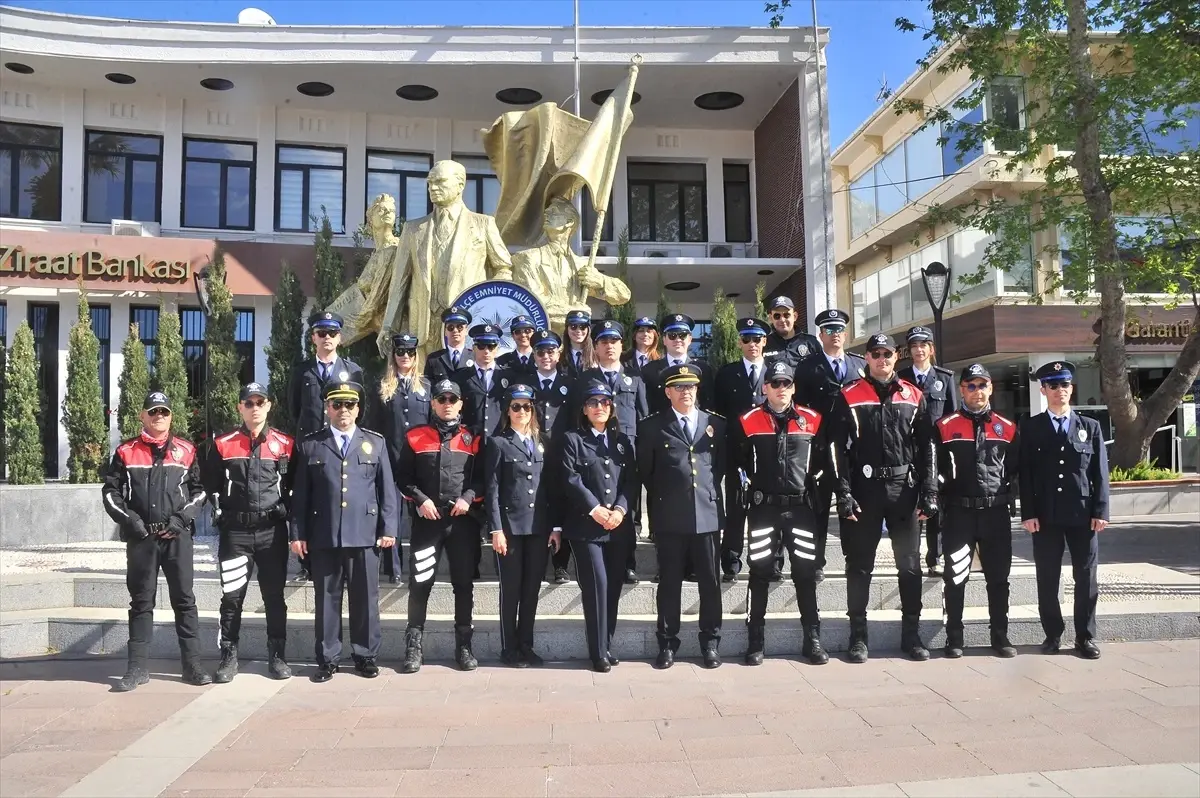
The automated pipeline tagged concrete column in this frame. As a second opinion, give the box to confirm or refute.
[798,53,835,333]
[108,300,130,453]
[344,112,368,238]
[57,291,79,479]
[161,98,184,230]
[705,157,726,245]
[255,107,277,233]
[61,89,85,227]
[434,118,453,163]
[611,159,629,241]
[253,295,270,388]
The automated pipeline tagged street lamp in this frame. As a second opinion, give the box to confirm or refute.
[921,260,952,359]
[192,266,214,453]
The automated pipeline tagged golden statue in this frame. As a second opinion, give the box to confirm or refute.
[327,194,398,343]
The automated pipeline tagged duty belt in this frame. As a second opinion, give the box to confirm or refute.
[946,494,1009,509]
[866,464,911,480]
[751,491,807,506]
[231,510,273,528]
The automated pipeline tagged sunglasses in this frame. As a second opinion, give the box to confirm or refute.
[1045,380,1072,390]
[584,397,613,408]
[668,383,698,392]
[767,379,793,389]
[394,348,416,358]
[867,350,894,359]
[771,312,791,320]
[474,342,498,351]
[329,400,358,410]
[435,394,460,404]
[568,323,590,331]
[147,407,171,417]
[512,328,534,335]
[665,332,690,341]
[740,335,764,344]
[963,382,990,392]
[535,347,558,355]
[242,399,266,408]
[821,326,845,335]
[313,329,338,339]
[444,323,466,332]
[509,403,533,413]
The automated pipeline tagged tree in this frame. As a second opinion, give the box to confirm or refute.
[62,288,108,482]
[754,281,769,322]
[117,322,150,440]
[309,209,346,360]
[203,247,243,440]
[152,296,191,437]
[655,275,674,357]
[881,0,1200,468]
[3,322,43,484]
[606,227,638,331]
[709,287,741,368]
[266,262,306,435]
[0,336,7,473]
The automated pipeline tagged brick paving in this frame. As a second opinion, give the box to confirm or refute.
[0,639,1197,797]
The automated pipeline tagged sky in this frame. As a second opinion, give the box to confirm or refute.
[6,0,934,147]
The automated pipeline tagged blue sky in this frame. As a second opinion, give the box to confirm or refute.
[8,0,932,146]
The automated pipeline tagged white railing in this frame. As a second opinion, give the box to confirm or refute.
[1104,425,1181,474]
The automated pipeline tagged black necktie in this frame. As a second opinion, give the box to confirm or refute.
[749,364,758,385]
[1056,417,1067,437]
[320,363,331,382]
[595,434,608,455]
[606,371,617,390]
[833,359,843,382]
[339,433,349,457]
[521,355,528,366]
[917,373,926,389]
[680,416,690,441]
[575,351,582,368]
[526,438,535,458]
[450,350,459,369]
[542,379,552,392]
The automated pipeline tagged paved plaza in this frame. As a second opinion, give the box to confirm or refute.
[1,640,1197,797]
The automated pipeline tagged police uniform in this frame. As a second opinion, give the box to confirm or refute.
[763,295,821,368]
[290,381,399,681]
[733,361,831,666]
[898,326,959,575]
[485,384,555,667]
[425,306,474,384]
[831,333,937,663]
[453,324,514,438]
[640,314,716,414]
[637,364,725,669]
[101,391,210,691]
[562,309,593,378]
[935,364,1018,658]
[530,330,581,582]
[496,315,538,373]
[560,379,638,672]
[623,316,659,373]
[396,379,485,673]
[1019,361,1108,659]
[204,383,295,683]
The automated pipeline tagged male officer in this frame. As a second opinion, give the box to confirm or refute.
[832,333,937,663]
[763,296,821,367]
[638,364,725,669]
[794,309,866,579]
[899,326,958,576]
[497,315,537,372]
[102,391,210,691]
[1019,361,1108,659]
[425,306,474,384]
[714,317,769,581]
[453,323,513,437]
[641,314,715,414]
[734,361,830,666]
[205,383,295,683]
[936,364,1019,659]
[290,381,398,682]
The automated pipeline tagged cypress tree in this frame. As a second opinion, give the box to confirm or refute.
[606,227,637,331]
[754,281,769,322]
[709,287,740,369]
[655,275,673,357]
[0,336,6,473]
[152,296,191,437]
[204,247,243,438]
[266,262,306,435]
[116,322,150,440]
[309,209,345,359]
[3,322,43,484]
[62,289,108,482]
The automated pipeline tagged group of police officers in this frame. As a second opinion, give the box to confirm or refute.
[99,295,1110,689]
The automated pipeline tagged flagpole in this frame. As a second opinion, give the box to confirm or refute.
[571,0,583,253]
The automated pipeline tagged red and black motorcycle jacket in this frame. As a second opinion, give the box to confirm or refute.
[102,432,206,535]
[732,403,829,499]
[397,418,483,511]
[935,407,1019,509]
[203,426,295,529]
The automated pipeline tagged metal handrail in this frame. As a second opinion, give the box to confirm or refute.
[1103,425,1180,473]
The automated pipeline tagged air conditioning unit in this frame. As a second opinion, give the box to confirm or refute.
[709,244,733,258]
[646,250,669,258]
[111,220,160,237]
[746,242,760,258]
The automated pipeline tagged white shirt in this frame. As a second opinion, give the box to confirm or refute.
[825,351,845,374]
[635,351,650,368]
[333,426,357,455]
[448,346,465,365]
[912,365,932,382]
[536,369,558,386]
[514,347,533,362]
[1049,410,1071,429]
[743,357,764,379]
[673,408,700,435]
[514,430,534,451]
[668,355,689,367]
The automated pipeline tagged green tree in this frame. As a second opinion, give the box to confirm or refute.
[152,296,191,437]
[266,262,306,435]
[202,247,243,440]
[3,322,43,484]
[709,287,740,368]
[884,0,1200,467]
[754,281,769,322]
[655,275,673,357]
[117,322,151,440]
[62,288,108,482]
[309,209,346,360]
[0,336,7,472]
[606,227,637,331]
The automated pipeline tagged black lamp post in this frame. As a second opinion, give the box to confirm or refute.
[920,260,952,359]
[193,266,214,453]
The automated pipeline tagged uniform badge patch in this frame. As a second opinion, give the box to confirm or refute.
[466,358,475,368]
[170,447,182,462]
[537,444,544,453]
[900,386,910,399]
[500,378,509,388]
[338,371,349,382]
[862,464,873,478]
[462,431,473,446]
[993,423,1003,436]
[934,380,943,391]
[753,490,764,505]
[559,385,568,395]
[1078,429,1087,442]
[616,442,625,454]
[361,440,372,454]
[705,424,714,437]
[623,376,632,386]
[268,439,280,455]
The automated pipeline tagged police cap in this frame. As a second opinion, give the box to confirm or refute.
[469,323,501,344]
[960,363,991,382]
[582,378,614,399]
[765,360,795,383]
[662,363,701,387]
[906,326,934,343]
[144,391,170,410]
[866,333,897,353]
[506,383,535,401]
[767,295,795,311]
[324,381,364,402]
[1034,360,1076,383]
[432,379,462,399]
[509,315,535,333]
[308,311,343,330]
[592,319,623,340]
[565,309,592,326]
[814,309,849,330]
[442,306,472,325]
[633,316,657,330]
[660,313,694,334]
[239,382,268,402]
[533,329,562,348]
[391,332,419,350]
[738,317,770,337]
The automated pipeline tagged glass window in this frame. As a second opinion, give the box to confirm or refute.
[874,147,907,220]
[905,124,942,202]
[366,150,432,223]
[90,305,112,413]
[0,122,62,221]
[941,103,985,176]
[582,188,614,242]
[0,301,6,346]
[235,309,255,384]
[689,320,713,360]
[180,308,207,403]
[455,155,500,216]
[629,183,651,240]
[275,145,345,233]
[1130,105,1200,155]
[989,80,1025,151]
[948,228,995,308]
[182,137,255,230]
[627,161,707,242]
[131,305,159,370]
[848,170,877,239]
[723,163,752,243]
[84,130,162,224]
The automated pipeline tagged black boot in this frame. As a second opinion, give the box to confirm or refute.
[454,625,478,672]
[901,615,930,661]
[991,629,1016,658]
[267,638,293,679]
[400,627,423,674]
[181,657,213,686]
[213,643,238,684]
[944,628,964,659]
[847,617,869,664]
[114,643,150,693]
[744,623,765,666]
[802,625,829,665]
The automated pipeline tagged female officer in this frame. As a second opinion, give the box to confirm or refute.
[625,316,661,373]
[375,333,430,583]
[554,379,637,672]
[563,309,595,377]
[485,384,556,667]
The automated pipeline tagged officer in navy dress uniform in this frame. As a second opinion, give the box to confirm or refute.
[556,379,638,672]
[453,323,514,438]
[898,325,959,576]
[623,316,659,373]
[794,309,866,580]
[497,315,538,373]
[1019,361,1108,660]
[640,314,716,415]
[637,364,725,669]
[531,330,581,584]
[374,332,431,583]
[563,309,595,378]
[763,296,821,368]
[714,317,770,581]
[289,381,399,682]
[425,306,474,384]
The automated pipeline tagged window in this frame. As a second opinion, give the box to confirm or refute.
[275,145,345,233]
[582,188,614,242]
[904,124,942,202]
[0,302,6,346]
[180,308,256,401]
[941,102,985,176]
[366,151,431,223]
[130,305,159,370]
[988,79,1026,152]
[723,163,752,243]
[454,155,500,216]
[874,147,908,219]
[182,138,255,230]
[90,305,112,413]
[235,309,255,384]
[627,162,707,242]
[688,320,713,360]
[29,303,60,477]
[0,301,6,473]
[1060,216,1193,295]
[848,170,878,240]
[0,122,62,220]
[84,130,162,224]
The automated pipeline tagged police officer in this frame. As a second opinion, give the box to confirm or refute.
[485,383,557,667]
[794,309,866,580]
[714,317,770,581]
[624,316,660,373]
[290,381,398,682]
[425,306,474,384]
[454,323,512,437]
[374,332,431,584]
[102,391,210,691]
[763,296,821,367]
[832,333,937,663]
[641,314,715,414]
[205,383,295,683]
[899,326,959,576]
[638,364,725,669]
[288,310,363,582]
[1019,361,1108,660]
[563,309,595,377]
[497,315,538,372]
[556,379,638,672]
[734,362,831,666]
[531,330,579,584]
[935,364,1018,659]
[396,379,484,673]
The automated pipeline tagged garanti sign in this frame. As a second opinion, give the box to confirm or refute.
[0,245,191,283]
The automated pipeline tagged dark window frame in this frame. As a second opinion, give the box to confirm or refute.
[130,304,160,371]
[453,154,500,216]
[274,143,347,233]
[0,121,63,221]
[582,189,614,243]
[90,304,112,413]
[722,162,752,244]
[627,161,709,243]
[180,136,257,231]
[179,306,257,401]
[82,129,164,224]
[365,149,432,222]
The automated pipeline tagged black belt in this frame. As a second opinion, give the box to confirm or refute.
[869,465,911,480]
[946,495,1009,509]
[752,491,807,506]
[231,510,272,527]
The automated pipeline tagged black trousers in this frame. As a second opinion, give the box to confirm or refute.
[311,546,381,666]
[407,515,478,630]
[218,525,289,645]
[380,504,412,580]
[126,532,201,662]
[625,489,644,574]
[718,470,747,574]
[840,484,922,621]
[925,511,942,567]
[655,532,721,651]
[551,537,574,572]
[495,533,551,653]
[812,477,837,571]
[941,506,1011,634]
[572,529,634,661]
[745,504,820,628]
[1033,523,1099,642]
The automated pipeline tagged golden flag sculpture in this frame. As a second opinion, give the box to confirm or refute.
[484,56,642,256]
